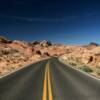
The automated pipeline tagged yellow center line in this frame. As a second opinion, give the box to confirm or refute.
[48,62,53,100]
[42,63,48,100]
[42,62,53,100]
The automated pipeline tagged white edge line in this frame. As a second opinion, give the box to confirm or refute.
[58,58,100,81]
[0,58,49,79]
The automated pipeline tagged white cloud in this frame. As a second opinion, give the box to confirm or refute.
[0,14,77,22]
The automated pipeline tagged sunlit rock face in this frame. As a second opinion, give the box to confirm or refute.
[0,35,100,76]
[60,44,100,67]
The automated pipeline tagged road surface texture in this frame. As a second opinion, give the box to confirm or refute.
[0,57,100,100]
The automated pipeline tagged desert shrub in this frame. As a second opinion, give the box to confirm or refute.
[70,62,77,66]
[79,66,93,72]
[95,66,100,76]
[96,70,100,76]
[96,66,100,69]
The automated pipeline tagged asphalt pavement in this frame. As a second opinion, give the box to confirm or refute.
[0,57,100,100]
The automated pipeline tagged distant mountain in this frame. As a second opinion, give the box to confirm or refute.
[89,42,99,46]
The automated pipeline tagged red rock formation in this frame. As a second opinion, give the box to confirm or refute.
[0,35,100,76]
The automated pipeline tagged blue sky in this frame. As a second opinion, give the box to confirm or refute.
[0,0,100,44]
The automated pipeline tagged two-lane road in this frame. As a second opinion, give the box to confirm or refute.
[0,57,100,100]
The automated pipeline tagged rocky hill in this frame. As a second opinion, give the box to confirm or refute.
[0,38,43,75]
[0,36,100,77]
[60,44,100,77]
[0,36,66,76]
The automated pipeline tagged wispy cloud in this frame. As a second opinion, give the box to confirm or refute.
[0,14,33,22]
[0,14,77,22]
[1,13,96,22]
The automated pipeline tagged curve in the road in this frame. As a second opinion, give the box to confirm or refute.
[0,57,100,100]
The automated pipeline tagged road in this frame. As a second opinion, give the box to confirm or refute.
[0,57,100,100]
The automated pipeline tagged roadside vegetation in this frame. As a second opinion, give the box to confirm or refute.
[59,57,100,78]
[94,66,100,76]
[79,66,93,73]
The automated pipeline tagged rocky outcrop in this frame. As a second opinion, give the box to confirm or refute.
[32,40,52,47]
[0,37,68,76]
[61,46,94,65]
[0,37,40,76]
[84,42,99,50]
[41,45,66,56]
[89,42,99,46]
[8,40,34,55]
[0,36,12,43]
[60,44,100,77]
[0,36,100,77]
[39,40,52,47]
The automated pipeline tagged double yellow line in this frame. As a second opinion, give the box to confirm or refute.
[42,62,53,100]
